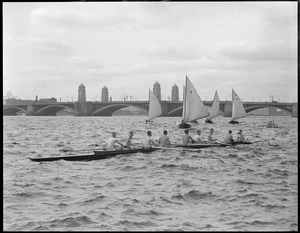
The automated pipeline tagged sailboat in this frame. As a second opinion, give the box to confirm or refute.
[205,90,219,124]
[146,89,162,123]
[229,89,247,124]
[178,76,209,128]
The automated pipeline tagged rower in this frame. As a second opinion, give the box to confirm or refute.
[124,131,134,149]
[193,129,204,143]
[237,129,245,142]
[207,128,217,143]
[182,129,195,145]
[145,131,158,147]
[107,132,124,150]
[158,130,171,147]
[267,120,273,127]
[223,130,234,144]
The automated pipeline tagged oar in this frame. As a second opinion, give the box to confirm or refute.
[60,148,105,152]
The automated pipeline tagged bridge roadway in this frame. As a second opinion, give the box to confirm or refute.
[3,100,298,117]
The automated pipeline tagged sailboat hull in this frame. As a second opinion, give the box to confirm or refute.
[178,123,191,129]
[205,119,213,124]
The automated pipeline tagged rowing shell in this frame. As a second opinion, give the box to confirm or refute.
[28,147,160,162]
[175,141,253,148]
[175,143,223,149]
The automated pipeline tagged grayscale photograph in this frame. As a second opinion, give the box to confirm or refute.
[3,1,297,231]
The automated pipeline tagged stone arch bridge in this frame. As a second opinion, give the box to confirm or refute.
[3,100,298,117]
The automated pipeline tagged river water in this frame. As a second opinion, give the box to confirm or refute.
[3,115,298,231]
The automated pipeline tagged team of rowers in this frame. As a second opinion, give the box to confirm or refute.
[107,128,246,150]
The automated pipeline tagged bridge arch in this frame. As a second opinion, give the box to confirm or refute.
[167,106,183,116]
[245,105,293,114]
[35,105,75,116]
[167,105,224,117]
[92,104,148,116]
[3,107,28,116]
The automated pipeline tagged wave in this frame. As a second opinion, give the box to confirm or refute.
[13,192,34,198]
[171,194,186,201]
[83,194,108,203]
[268,168,289,177]
[261,204,287,210]
[160,164,178,168]
[58,203,68,207]
[179,164,199,171]
[136,209,164,217]
[47,215,96,228]
[250,220,274,226]
[184,189,215,200]
[113,219,158,230]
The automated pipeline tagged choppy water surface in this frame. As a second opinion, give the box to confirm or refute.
[3,115,298,231]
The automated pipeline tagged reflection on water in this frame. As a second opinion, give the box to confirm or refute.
[3,116,298,231]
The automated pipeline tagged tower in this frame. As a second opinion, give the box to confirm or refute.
[101,86,109,102]
[153,81,161,101]
[78,83,86,102]
[171,84,179,101]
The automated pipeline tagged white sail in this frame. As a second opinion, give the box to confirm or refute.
[148,89,162,120]
[207,90,220,120]
[231,89,246,120]
[182,76,209,123]
[182,85,186,120]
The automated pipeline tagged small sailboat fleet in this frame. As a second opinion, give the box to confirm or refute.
[205,90,220,124]
[145,75,247,126]
[229,89,247,124]
[146,89,162,123]
[177,76,247,127]
[178,76,209,128]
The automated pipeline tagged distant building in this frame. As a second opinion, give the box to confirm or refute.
[153,81,161,100]
[102,86,109,102]
[4,91,15,99]
[78,83,86,102]
[39,97,57,103]
[4,98,35,105]
[171,84,179,101]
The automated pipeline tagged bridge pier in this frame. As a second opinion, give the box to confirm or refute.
[160,101,169,117]
[26,104,34,116]
[223,101,232,117]
[75,102,92,116]
[292,103,298,117]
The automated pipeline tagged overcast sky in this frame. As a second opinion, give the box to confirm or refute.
[3,2,297,102]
